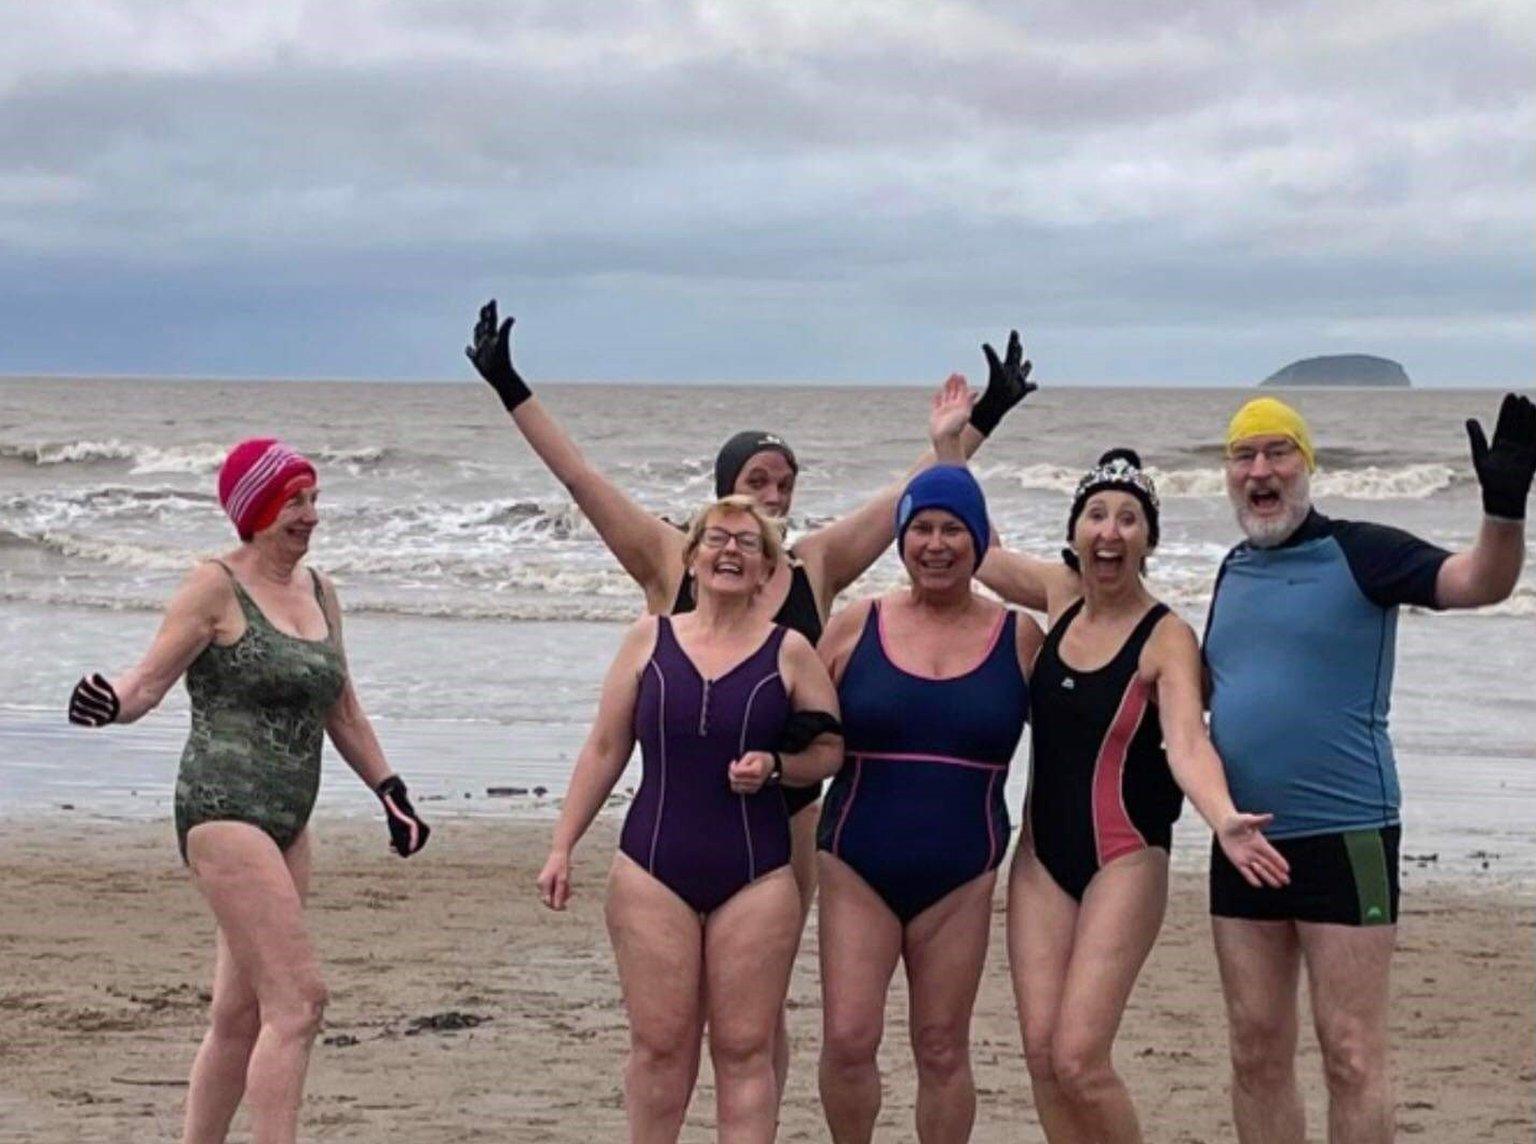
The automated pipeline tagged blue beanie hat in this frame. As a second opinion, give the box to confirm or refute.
[895,465,990,572]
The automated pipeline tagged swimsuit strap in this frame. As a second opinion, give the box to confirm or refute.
[1043,598,1168,673]
[206,558,263,625]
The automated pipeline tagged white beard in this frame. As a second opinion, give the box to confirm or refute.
[1230,473,1311,548]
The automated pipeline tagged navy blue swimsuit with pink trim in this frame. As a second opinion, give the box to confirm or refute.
[817,602,1029,923]
[619,617,793,915]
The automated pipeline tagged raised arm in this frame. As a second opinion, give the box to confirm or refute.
[68,562,227,726]
[467,301,686,610]
[1436,393,1532,608]
[978,546,1077,616]
[798,332,1037,603]
[1148,616,1289,889]
[537,617,653,909]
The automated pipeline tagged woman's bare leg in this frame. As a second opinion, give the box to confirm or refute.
[1007,847,1094,1142]
[774,801,820,1094]
[704,868,802,1142]
[816,854,903,1144]
[607,854,706,1144]
[1050,848,1169,1143]
[186,824,327,1144]
[182,831,313,1143]
[903,870,996,1144]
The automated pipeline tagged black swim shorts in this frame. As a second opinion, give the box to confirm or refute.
[1210,825,1400,926]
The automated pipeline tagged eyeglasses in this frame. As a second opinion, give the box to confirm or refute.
[699,527,764,554]
[1227,442,1300,469]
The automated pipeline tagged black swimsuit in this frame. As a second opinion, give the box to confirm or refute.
[1028,601,1183,901]
[672,553,825,815]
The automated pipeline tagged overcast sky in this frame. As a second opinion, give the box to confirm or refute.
[2,1,1531,385]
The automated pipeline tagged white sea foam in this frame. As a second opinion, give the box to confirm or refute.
[979,461,1463,501]
[0,439,390,475]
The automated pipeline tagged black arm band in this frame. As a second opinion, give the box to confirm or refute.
[776,710,844,753]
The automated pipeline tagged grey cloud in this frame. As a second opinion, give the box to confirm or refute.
[0,0,1531,382]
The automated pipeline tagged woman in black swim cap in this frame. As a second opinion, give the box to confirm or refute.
[977,447,1288,1142]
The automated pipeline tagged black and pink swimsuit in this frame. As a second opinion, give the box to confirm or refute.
[1027,600,1183,901]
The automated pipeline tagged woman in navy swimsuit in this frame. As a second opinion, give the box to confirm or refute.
[536,495,842,1141]
[980,449,1289,1143]
[815,461,1043,1143]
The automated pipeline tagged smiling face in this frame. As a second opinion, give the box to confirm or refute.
[1226,433,1311,548]
[687,505,774,598]
[256,482,320,556]
[900,508,976,591]
[731,450,797,520]
[1072,489,1150,587]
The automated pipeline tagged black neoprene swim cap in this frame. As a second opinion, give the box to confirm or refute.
[713,431,798,498]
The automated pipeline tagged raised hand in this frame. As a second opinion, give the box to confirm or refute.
[465,299,532,413]
[68,673,120,727]
[1217,812,1290,889]
[375,775,432,857]
[1466,392,1536,520]
[970,329,1036,436]
[930,373,975,461]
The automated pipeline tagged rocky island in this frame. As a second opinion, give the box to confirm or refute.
[1260,354,1410,388]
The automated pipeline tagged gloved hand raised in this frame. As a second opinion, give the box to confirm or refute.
[375,775,432,857]
[1466,393,1536,520]
[465,299,532,413]
[970,329,1037,436]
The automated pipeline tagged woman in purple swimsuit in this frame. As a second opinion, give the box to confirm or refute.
[537,495,843,1142]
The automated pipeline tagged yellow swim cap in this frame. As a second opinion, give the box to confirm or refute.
[1226,397,1316,472]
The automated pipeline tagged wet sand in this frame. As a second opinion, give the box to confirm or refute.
[1,815,1531,1142]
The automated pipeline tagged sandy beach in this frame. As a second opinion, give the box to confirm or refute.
[1,814,1531,1143]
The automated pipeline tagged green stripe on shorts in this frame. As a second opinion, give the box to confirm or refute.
[1343,829,1391,926]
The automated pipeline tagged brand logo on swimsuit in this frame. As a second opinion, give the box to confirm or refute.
[1366,905,1383,921]
[1061,677,1075,690]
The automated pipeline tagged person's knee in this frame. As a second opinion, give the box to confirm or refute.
[265,975,328,1040]
[1050,1041,1116,1105]
[708,1019,774,1079]
[1021,1022,1059,1084]
[821,1011,881,1074]
[1317,1023,1385,1096]
[208,993,261,1046]
[912,1021,969,1085]
[1227,1005,1296,1086]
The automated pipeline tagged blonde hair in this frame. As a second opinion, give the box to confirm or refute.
[681,495,784,574]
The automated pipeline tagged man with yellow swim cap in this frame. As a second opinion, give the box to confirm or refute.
[1203,391,1534,1143]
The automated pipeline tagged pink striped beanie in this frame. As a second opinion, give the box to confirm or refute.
[217,439,317,540]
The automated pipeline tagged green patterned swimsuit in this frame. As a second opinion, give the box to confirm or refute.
[174,562,347,861]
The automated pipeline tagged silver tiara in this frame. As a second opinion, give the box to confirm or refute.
[1074,457,1159,511]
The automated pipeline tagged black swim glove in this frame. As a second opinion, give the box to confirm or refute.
[376,776,431,857]
[465,299,532,413]
[776,710,843,753]
[1466,393,1536,521]
[970,329,1036,436]
[68,673,119,726]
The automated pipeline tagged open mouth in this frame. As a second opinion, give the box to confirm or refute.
[1246,486,1283,514]
[712,557,744,578]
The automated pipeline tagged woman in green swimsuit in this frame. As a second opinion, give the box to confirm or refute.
[68,438,431,1144]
